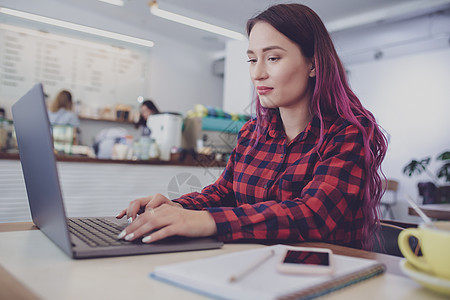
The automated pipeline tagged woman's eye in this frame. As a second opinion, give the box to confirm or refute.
[247,58,257,64]
[268,57,280,62]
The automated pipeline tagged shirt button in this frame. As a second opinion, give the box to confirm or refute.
[280,154,284,158]
[264,184,268,189]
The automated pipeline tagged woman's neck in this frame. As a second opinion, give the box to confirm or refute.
[279,100,312,143]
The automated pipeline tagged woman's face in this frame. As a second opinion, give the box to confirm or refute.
[247,22,316,110]
[140,105,153,120]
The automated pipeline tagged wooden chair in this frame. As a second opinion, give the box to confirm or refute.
[380,179,399,219]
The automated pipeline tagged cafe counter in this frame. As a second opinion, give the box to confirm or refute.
[0,152,225,223]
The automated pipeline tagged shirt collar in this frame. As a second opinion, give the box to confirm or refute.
[265,110,321,142]
[267,110,283,139]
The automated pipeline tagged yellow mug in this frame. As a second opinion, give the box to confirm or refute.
[398,221,450,279]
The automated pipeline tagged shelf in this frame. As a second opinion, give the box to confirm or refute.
[79,116,134,124]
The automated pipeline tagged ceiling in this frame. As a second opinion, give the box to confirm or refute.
[2,0,450,51]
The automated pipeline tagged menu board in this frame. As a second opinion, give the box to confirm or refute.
[0,24,150,114]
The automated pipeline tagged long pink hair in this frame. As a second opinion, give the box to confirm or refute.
[247,4,388,250]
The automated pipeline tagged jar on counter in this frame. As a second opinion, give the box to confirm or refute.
[139,137,150,160]
[131,142,141,160]
[148,138,160,160]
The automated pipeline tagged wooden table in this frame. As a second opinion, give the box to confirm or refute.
[408,203,450,220]
[0,222,441,300]
[0,222,405,276]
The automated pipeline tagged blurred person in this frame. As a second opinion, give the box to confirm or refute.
[48,90,80,128]
[135,100,159,137]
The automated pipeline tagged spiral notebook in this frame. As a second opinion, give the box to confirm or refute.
[151,244,386,300]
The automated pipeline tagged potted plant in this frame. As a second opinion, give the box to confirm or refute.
[403,151,450,204]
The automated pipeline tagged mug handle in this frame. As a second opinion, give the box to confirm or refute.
[398,228,432,273]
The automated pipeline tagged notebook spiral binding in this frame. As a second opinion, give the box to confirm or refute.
[277,263,386,300]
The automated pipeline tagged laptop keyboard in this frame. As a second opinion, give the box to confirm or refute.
[68,218,134,247]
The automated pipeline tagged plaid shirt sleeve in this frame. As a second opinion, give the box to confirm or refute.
[175,116,367,247]
[173,128,244,209]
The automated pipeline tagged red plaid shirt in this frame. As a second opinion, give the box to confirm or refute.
[175,112,367,248]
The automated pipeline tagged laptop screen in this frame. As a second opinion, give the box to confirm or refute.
[12,83,73,257]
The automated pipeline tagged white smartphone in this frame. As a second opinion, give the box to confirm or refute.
[277,246,334,275]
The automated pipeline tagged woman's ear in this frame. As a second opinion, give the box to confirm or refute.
[309,62,316,78]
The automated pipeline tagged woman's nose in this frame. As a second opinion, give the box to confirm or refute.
[250,62,268,81]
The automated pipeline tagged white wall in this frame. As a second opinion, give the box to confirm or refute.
[147,36,223,114]
[335,10,450,222]
[222,40,253,115]
[347,48,450,222]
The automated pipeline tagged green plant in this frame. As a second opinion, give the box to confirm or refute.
[403,151,450,185]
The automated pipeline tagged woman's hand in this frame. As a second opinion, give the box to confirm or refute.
[115,194,217,243]
[116,193,179,223]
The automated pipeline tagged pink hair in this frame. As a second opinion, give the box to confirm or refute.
[247,4,388,250]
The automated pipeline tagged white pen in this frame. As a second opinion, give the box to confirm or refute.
[229,249,275,283]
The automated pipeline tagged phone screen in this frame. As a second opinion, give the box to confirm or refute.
[282,250,330,266]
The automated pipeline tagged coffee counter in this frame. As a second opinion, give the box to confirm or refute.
[0,152,227,168]
[0,152,225,223]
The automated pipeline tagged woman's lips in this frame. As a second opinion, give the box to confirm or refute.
[257,86,273,95]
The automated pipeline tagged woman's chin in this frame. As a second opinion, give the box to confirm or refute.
[259,98,277,109]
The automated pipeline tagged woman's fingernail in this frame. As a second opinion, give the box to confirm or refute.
[125,233,135,241]
[127,217,133,224]
[142,236,152,243]
[117,230,126,239]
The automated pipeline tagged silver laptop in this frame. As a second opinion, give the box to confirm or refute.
[12,83,223,259]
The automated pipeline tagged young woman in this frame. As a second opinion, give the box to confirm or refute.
[48,90,80,128]
[135,100,160,137]
[116,4,387,250]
